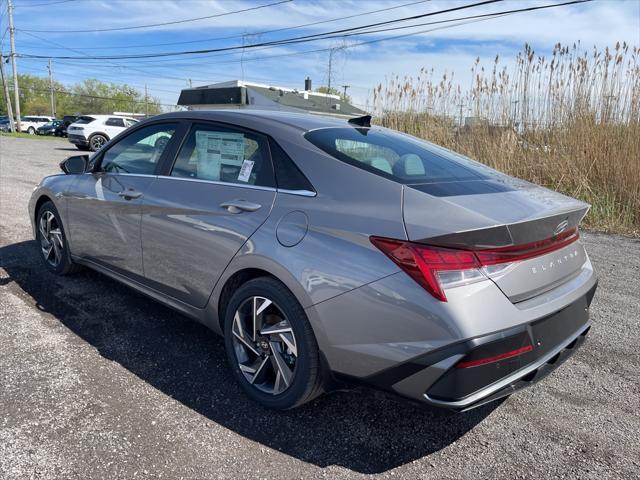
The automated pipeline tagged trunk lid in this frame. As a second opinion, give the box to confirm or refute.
[402,178,590,303]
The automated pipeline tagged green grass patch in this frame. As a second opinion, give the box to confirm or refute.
[0,132,62,140]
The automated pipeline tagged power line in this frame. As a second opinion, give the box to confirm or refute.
[14,0,79,7]
[13,0,431,50]
[18,0,504,59]
[20,0,292,33]
[22,0,590,69]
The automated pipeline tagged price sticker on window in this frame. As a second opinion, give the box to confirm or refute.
[238,159,255,183]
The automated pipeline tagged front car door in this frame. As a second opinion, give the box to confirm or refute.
[141,122,276,308]
[65,121,182,277]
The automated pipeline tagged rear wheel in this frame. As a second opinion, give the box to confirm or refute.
[224,277,323,409]
[89,134,108,151]
[27,127,36,135]
[36,201,81,275]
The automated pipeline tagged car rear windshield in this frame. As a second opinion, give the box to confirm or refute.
[75,116,96,124]
[304,127,490,184]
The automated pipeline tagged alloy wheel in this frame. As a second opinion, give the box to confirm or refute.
[38,210,64,268]
[90,135,106,150]
[231,296,298,395]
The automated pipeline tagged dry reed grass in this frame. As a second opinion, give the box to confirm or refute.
[369,43,640,235]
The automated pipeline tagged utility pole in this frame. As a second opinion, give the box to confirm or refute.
[47,59,56,118]
[7,0,21,132]
[144,84,149,116]
[327,49,334,92]
[0,54,16,132]
[341,85,350,99]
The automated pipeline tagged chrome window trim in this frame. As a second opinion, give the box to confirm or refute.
[277,188,317,197]
[155,175,277,192]
[154,175,317,196]
[81,173,158,178]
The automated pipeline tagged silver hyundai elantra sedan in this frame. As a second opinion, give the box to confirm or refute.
[29,110,597,411]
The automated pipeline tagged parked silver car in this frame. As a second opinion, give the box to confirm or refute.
[29,110,597,411]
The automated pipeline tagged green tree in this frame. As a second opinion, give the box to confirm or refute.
[0,74,162,117]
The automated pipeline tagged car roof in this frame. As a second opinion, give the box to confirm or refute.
[149,109,360,133]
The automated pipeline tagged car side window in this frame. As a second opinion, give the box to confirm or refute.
[268,138,315,192]
[105,117,125,127]
[171,123,275,187]
[100,123,177,175]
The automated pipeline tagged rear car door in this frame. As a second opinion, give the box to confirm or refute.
[140,121,276,308]
[65,122,182,276]
[103,117,126,138]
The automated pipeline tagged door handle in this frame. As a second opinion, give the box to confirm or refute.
[220,199,262,213]
[118,189,143,200]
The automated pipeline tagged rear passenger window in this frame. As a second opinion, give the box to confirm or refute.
[105,117,125,127]
[269,139,314,192]
[171,123,275,187]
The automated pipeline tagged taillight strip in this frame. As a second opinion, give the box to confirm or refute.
[474,227,579,265]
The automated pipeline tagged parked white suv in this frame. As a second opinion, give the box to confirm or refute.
[67,115,139,151]
[20,116,54,134]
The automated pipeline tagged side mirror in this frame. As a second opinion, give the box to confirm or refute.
[60,155,89,174]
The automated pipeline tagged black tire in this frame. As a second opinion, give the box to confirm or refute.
[223,277,323,410]
[75,144,90,151]
[89,133,108,152]
[35,201,82,275]
[27,127,36,135]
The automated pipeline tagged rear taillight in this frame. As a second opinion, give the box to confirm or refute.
[370,237,484,302]
[370,227,579,302]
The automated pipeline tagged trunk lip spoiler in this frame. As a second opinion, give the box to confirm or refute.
[414,205,590,250]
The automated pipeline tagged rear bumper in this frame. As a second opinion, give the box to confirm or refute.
[67,133,88,146]
[363,281,596,411]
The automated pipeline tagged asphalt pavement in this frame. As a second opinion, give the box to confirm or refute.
[1,135,639,479]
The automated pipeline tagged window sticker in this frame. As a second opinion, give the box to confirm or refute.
[237,159,255,183]
[195,131,245,181]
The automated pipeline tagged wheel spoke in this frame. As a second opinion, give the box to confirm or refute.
[270,345,293,389]
[232,312,260,356]
[51,238,62,265]
[45,212,53,236]
[38,216,48,239]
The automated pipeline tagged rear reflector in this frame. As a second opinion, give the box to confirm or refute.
[370,227,579,302]
[455,345,533,368]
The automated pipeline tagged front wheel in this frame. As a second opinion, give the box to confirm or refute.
[224,277,323,409]
[27,127,36,135]
[36,201,81,275]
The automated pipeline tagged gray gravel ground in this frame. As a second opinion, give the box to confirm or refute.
[1,135,639,480]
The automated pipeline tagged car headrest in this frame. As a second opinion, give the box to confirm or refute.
[393,153,425,177]
[367,157,393,174]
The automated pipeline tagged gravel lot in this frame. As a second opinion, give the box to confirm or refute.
[1,135,639,480]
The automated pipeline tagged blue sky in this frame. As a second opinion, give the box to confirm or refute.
[3,0,639,109]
